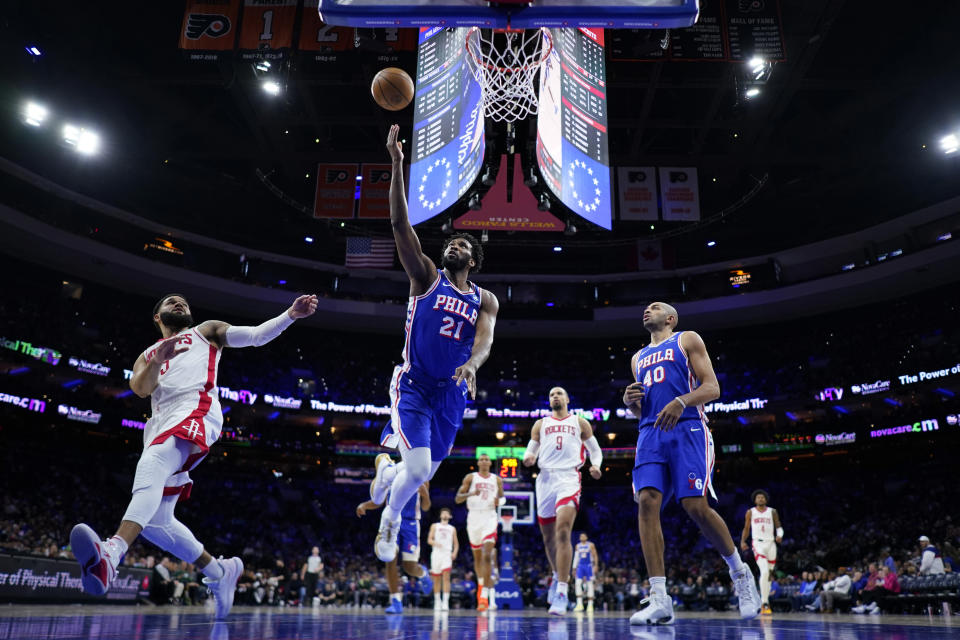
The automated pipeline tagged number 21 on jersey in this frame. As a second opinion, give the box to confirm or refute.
[439,317,464,340]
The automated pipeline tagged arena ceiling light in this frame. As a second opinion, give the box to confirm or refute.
[22,101,49,126]
[63,124,100,155]
[747,56,772,82]
[25,45,42,56]
[744,87,760,99]
[940,133,959,154]
[262,80,282,96]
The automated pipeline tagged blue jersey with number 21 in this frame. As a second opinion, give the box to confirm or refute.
[402,269,481,380]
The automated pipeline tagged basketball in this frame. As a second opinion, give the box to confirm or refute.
[371,67,415,111]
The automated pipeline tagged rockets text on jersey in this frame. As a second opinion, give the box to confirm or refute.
[537,413,586,470]
[750,507,775,541]
[466,472,498,512]
[401,270,482,380]
[632,331,705,429]
[433,522,455,554]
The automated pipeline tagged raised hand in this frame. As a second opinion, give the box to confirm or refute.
[149,336,189,364]
[386,124,404,164]
[287,294,318,319]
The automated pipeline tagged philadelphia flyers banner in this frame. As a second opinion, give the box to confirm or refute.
[299,0,354,55]
[313,163,359,219]
[357,164,393,219]
[239,0,298,60]
[179,0,241,58]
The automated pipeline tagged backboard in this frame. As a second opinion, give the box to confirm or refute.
[318,0,699,30]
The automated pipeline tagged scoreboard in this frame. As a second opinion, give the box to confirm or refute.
[499,457,519,482]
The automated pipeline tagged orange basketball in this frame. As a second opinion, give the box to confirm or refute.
[371,67,415,111]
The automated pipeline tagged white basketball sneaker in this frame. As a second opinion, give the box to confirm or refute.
[204,557,244,620]
[730,567,762,620]
[70,524,120,595]
[547,578,558,607]
[370,454,396,505]
[375,510,401,562]
[629,592,675,626]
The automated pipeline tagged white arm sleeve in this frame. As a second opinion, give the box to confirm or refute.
[523,439,540,464]
[224,312,295,348]
[584,436,603,468]
[776,527,784,539]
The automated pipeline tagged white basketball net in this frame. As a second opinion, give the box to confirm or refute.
[466,27,553,123]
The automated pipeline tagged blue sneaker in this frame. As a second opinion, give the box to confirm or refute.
[419,568,434,596]
[385,597,403,614]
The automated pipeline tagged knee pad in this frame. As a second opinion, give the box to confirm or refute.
[140,497,204,563]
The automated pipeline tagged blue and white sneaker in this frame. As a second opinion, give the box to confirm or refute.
[550,591,569,616]
[547,578,558,607]
[385,597,404,614]
[419,568,434,596]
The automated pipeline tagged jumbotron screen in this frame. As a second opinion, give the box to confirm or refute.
[407,27,486,225]
[536,28,612,229]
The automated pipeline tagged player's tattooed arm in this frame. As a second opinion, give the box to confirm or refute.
[386,124,436,295]
[453,289,499,399]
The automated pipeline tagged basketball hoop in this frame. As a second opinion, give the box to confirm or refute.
[465,26,553,123]
[500,514,515,533]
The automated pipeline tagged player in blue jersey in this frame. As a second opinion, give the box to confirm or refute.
[357,454,433,613]
[573,533,598,612]
[623,302,760,625]
[373,124,500,563]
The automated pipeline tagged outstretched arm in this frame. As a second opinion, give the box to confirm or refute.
[452,289,499,399]
[386,124,436,294]
[198,295,318,349]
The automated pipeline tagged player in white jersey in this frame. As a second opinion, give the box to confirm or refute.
[427,507,459,610]
[523,387,603,616]
[70,293,317,619]
[740,489,783,615]
[455,453,503,612]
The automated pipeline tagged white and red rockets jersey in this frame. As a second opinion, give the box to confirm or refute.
[143,328,223,421]
[750,507,775,542]
[537,413,586,470]
[433,522,456,554]
[466,472,499,512]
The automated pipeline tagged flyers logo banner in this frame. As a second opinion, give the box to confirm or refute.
[179,0,241,53]
[186,14,231,39]
[313,163,359,219]
[357,164,393,219]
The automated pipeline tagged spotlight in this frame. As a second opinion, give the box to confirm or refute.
[537,193,551,211]
[744,87,760,99]
[481,166,495,187]
[262,80,281,96]
[523,167,539,187]
[254,60,271,73]
[564,222,577,236]
[747,56,771,81]
[481,229,488,243]
[304,236,314,243]
[23,101,48,127]
[26,46,42,56]
[941,133,959,154]
[441,218,453,234]
[553,246,562,252]
[495,431,504,440]
[707,241,716,247]
[468,193,482,211]
[63,124,100,155]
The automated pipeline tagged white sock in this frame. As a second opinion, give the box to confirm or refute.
[723,551,746,573]
[489,587,496,605]
[442,592,450,606]
[201,558,225,581]
[552,571,559,583]
[577,596,583,607]
[104,535,128,568]
[649,576,667,596]
[391,592,402,602]
[557,582,568,598]
[435,593,442,604]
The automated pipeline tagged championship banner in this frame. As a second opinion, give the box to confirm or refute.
[299,1,354,55]
[238,0,298,59]
[357,164,392,219]
[658,167,701,221]
[313,163,358,219]
[617,167,658,221]
[179,0,241,58]
[0,553,150,603]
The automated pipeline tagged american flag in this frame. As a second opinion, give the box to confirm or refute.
[345,237,395,268]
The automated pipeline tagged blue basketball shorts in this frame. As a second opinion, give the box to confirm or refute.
[397,518,421,562]
[576,563,594,580]
[382,364,467,462]
[631,419,716,505]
